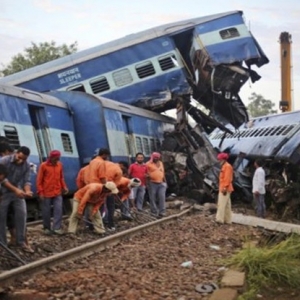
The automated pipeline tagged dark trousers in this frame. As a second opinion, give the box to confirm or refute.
[254,193,266,218]
[106,195,115,227]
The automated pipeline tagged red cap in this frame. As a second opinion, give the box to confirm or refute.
[217,153,229,160]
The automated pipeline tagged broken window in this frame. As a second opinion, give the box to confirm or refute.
[113,69,133,87]
[136,61,156,79]
[61,133,73,153]
[3,125,20,150]
[90,77,110,93]
[219,27,240,40]
[67,84,86,92]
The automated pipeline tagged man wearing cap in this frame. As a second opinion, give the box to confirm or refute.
[216,152,234,224]
[68,182,118,234]
[146,152,167,218]
[116,177,141,220]
[37,150,68,235]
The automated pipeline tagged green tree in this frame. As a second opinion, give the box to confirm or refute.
[247,92,277,118]
[1,41,78,76]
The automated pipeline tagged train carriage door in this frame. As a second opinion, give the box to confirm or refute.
[28,105,52,162]
[122,115,134,163]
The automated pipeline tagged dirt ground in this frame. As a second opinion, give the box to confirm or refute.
[1,203,300,300]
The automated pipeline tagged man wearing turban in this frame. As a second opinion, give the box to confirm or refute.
[37,150,68,235]
[216,152,234,224]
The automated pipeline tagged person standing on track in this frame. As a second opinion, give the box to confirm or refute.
[129,153,147,211]
[215,152,234,224]
[146,152,167,218]
[0,146,34,253]
[36,150,68,235]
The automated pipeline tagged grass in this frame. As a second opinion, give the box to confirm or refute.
[223,234,300,300]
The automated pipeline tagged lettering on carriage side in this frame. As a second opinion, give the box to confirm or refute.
[57,67,82,85]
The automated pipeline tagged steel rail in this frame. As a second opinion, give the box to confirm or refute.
[0,208,192,287]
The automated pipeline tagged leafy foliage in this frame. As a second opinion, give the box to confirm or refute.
[247,93,277,118]
[1,41,78,76]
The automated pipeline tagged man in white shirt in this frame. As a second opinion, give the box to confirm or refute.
[252,160,266,218]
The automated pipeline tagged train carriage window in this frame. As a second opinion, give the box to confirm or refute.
[61,133,73,153]
[90,77,110,93]
[155,139,161,151]
[3,126,20,149]
[143,138,150,156]
[67,84,86,92]
[150,138,155,152]
[135,137,143,153]
[281,125,295,136]
[158,54,177,71]
[113,68,133,87]
[135,61,156,79]
[219,28,240,40]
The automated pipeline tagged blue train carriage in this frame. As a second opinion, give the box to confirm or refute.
[209,111,300,163]
[48,91,175,165]
[0,84,80,218]
[209,111,300,203]
[0,11,268,128]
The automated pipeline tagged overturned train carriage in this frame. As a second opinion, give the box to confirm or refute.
[209,111,300,218]
[0,11,270,205]
[0,11,268,129]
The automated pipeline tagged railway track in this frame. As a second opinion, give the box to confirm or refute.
[0,208,192,288]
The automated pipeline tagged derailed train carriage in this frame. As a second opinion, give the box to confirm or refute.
[0,10,268,129]
[0,84,175,219]
[209,111,300,218]
[0,10,270,205]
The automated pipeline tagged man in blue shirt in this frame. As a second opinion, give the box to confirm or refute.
[0,146,34,253]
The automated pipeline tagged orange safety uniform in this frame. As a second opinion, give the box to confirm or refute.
[76,165,88,189]
[36,161,67,197]
[105,161,123,185]
[146,161,165,183]
[86,156,107,184]
[74,183,108,215]
[117,177,131,201]
[219,162,234,192]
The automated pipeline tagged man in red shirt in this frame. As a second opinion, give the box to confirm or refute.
[129,153,147,211]
[36,150,68,235]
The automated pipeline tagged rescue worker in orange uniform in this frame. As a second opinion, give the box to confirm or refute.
[85,148,110,185]
[103,160,123,230]
[116,177,141,219]
[68,182,119,234]
[37,150,68,235]
[76,164,89,189]
[146,152,167,218]
[215,152,234,224]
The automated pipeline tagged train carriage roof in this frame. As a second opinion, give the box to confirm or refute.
[0,11,241,85]
[0,84,68,108]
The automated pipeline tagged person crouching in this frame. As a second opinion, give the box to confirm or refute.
[117,177,141,220]
[68,182,119,234]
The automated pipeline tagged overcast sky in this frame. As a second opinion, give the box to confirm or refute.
[1,0,299,110]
